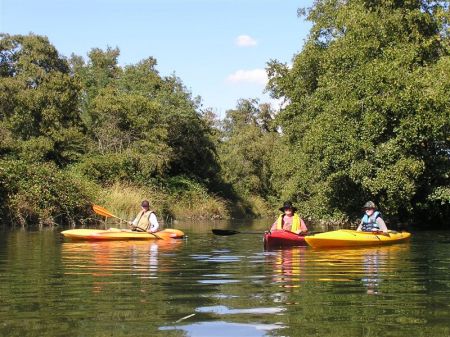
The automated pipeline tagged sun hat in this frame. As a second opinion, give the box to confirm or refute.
[362,201,377,210]
[279,201,297,212]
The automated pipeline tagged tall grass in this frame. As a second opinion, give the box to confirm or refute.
[97,180,229,226]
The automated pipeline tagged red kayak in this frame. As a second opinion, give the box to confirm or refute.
[263,230,307,248]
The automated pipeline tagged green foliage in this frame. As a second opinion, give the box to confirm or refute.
[219,99,277,198]
[267,0,450,226]
[0,159,96,226]
[70,150,169,185]
[0,33,87,167]
[429,186,450,204]
[0,34,225,225]
[2,7,448,228]
[72,48,220,185]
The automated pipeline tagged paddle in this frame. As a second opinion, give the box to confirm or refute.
[343,229,391,237]
[93,204,128,223]
[92,204,162,239]
[212,229,265,236]
[212,229,316,236]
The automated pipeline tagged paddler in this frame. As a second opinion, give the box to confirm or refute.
[269,201,308,234]
[129,200,160,232]
[356,201,388,233]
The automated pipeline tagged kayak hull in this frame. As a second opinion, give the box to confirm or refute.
[264,230,307,248]
[305,229,411,249]
[61,228,184,241]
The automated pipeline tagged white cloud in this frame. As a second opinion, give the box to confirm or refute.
[235,34,257,47]
[226,69,268,85]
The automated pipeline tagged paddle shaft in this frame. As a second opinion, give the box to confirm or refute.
[211,229,263,236]
[212,229,317,236]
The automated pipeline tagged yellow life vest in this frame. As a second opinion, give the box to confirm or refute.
[134,210,154,231]
[276,213,302,232]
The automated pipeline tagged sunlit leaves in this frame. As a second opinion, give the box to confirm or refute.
[267,0,450,225]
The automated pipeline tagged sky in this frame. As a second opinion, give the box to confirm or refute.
[1,0,313,118]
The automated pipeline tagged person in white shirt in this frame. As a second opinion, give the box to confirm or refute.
[129,200,160,232]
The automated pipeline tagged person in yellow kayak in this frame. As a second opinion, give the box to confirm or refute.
[356,201,388,233]
[270,201,308,234]
[129,200,160,232]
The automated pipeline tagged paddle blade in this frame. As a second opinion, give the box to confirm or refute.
[92,204,116,218]
[212,229,240,236]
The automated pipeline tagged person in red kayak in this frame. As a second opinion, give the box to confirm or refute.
[129,200,160,232]
[356,201,388,233]
[270,201,308,234]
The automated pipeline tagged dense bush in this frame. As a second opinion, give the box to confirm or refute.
[0,159,96,226]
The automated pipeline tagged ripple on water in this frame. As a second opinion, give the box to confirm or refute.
[196,305,286,315]
[160,321,285,337]
[198,279,240,284]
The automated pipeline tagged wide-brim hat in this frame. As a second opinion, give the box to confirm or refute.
[279,201,297,212]
[362,201,377,210]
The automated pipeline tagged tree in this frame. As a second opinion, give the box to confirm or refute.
[219,99,277,198]
[267,0,450,225]
[0,33,86,166]
[70,49,220,186]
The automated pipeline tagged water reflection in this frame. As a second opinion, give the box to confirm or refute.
[361,248,384,295]
[308,245,409,295]
[196,305,285,315]
[5,227,450,337]
[62,239,183,280]
[160,321,285,337]
[270,247,307,287]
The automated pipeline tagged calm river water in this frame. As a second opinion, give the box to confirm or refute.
[0,220,449,337]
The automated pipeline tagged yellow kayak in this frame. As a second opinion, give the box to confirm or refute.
[61,228,184,241]
[304,229,411,249]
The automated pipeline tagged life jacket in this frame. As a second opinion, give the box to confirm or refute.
[361,211,381,232]
[276,213,302,232]
[134,210,154,231]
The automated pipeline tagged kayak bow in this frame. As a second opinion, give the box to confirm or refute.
[304,229,411,249]
[263,230,308,248]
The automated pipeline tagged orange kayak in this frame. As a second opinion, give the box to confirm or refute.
[61,228,184,241]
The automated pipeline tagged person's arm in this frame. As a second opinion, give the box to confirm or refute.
[131,216,138,226]
[376,217,388,233]
[298,218,308,234]
[128,214,139,229]
[148,213,159,232]
[356,220,363,231]
[270,219,278,232]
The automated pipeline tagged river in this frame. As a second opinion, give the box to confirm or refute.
[0,220,449,337]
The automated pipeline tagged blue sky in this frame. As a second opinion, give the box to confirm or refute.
[1,0,313,117]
